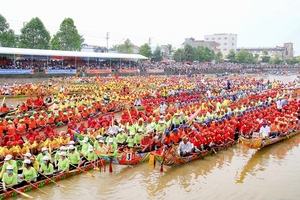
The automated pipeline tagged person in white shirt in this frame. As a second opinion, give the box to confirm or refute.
[159,102,168,115]
[134,98,142,106]
[178,137,194,157]
[259,121,270,138]
[276,98,283,112]
[206,90,211,98]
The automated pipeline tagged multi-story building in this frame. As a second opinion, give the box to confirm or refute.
[182,38,219,51]
[236,43,294,59]
[204,33,237,57]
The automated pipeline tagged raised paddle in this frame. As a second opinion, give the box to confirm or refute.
[39,173,65,188]
[80,154,100,171]
[21,178,48,195]
[0,181,33,199]
[69,163,95,178]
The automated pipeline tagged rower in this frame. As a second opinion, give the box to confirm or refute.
[36,147,51,164]
[79,137,90,154]
[177,137,193,157]
[67,145,80,170]
[57,152,69,173]
[115,128,127,147]
[137,133,153,153]
[106,138,118,155]
[20,159,37,184]
[1,165,18,193]
[83,146,97,166]
[39,156,54,178]
[0,155,18,179]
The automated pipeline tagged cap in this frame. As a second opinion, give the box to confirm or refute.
[23,152,32,157]
[59,152,67,157]
[6,165,13,170]
[138,128,143,132]
[129,132,135,136]
[68,145,75,150]
[4,155,13,161]
[23,159,31,164]
[69,141,75,145]
[60,146,66,151]
[83,137,89,142]
[95,135,101,139]
[88,146,94,151]
[41,147,48,152]
[42,156,50,161]
[99,140,104,143]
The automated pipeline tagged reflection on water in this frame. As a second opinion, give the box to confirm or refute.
[236,135,300,184]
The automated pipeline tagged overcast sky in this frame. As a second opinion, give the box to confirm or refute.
[1,0,299,55]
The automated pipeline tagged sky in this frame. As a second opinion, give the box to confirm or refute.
[1,0,300,55]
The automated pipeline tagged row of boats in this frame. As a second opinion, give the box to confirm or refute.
[1,130,298,199]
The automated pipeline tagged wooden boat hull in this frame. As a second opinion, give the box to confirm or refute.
[239,131,300,149]
[151,148,209,167]
[100,151,151,165]
[0,160,100,200]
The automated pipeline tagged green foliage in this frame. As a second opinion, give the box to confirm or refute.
[152,46,162,62]
[261,49,270,63]
[284,57,299,64]
[172,48,185,62]
[118,39,133,54]
[138,43,152,58]
[184,44,194,61]
[51,18,83,51]
[166,44,174,55]
[0,14,16,47]
[269,53,283,64]
[226,49,236,62]
[19,17,50,49]
[215,51,223,63]
[236,50,256,64]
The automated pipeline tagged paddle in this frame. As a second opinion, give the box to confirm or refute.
[80,154,99,171]
[69,163,95,178]
[21,178,48,195]
[0,182,33,199]
[39,173,65,188]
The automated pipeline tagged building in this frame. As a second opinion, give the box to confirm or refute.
[204,33,237,57]
[182,38,219,51]
[81,44,107,53]
[236,43,294,59]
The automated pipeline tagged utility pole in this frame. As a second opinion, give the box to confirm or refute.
[149,37,152,46]
[106,32,110,52]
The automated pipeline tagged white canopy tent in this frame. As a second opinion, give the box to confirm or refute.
[0,47,147,59]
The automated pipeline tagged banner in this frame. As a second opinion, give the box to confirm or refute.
[86,69,112,74]
[0,69,34,74]
[146,69,164,73]
[45,69,76,74]
[119,69,140,73]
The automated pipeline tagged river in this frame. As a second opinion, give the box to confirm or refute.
[4,74,300,200]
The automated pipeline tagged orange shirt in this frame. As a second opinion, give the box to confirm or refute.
[6,124,16,135]
[0,106,10,113]
[16,123,26,133]
[170,133,181,143]
[28,120,37,129]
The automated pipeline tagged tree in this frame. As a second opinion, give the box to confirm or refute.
[51,18,83,51]
[152,46,162,62]
[261,49,270,63]
[236,50,256,64]
[166,44,174,55]
[0,14,16,47]
[18,17,50,49]
[215,51,223,63]
[269,53,283,64]
[184,44,195,61]
[173,48,185,62]
[138,43,152,58]
[227,49,236,62]
[118,39,133,54]
[110,45,120,51]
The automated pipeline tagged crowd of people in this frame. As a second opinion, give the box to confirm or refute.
[1,57,299,74]
[0,74,299,193]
